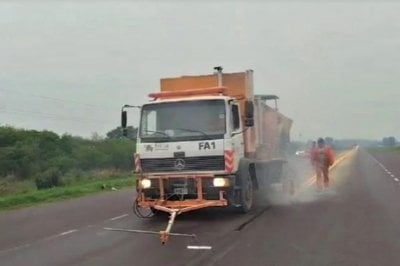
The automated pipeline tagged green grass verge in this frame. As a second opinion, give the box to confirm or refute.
[0,177,136,211]
[367,147,400,154]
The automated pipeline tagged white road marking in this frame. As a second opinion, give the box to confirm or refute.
[370,154,398,180]
[0,243,31,254]
[110,214,129,221]
[58,229,78,236]
[1,228,79,254]
[187,245,212,250]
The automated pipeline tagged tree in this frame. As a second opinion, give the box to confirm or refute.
[382,137,396,147]
[0,126,135,183]
[324,137,333,145]
[91,132,104,141]
[106,126,137,140]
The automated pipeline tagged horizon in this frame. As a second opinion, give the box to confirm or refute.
[0,124,387,144]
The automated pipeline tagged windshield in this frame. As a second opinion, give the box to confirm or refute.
[140,99,226,142]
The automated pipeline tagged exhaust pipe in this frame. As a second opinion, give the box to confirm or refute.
[214,66,223,86]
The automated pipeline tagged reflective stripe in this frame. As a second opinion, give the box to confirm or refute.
[134,154,142,173]
[224,150,234,174]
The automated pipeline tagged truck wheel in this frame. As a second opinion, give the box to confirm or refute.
[238,174,254,213]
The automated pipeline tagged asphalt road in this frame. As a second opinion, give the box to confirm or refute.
[1,148,400,266]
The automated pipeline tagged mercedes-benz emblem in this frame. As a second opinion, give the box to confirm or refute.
[174,158,185,171]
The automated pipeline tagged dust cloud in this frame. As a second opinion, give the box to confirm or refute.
[258,155,339,207]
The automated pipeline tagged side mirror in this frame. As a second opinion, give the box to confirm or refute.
[121,110,127,128]
[245,100,254,119]
[245,101,254,127]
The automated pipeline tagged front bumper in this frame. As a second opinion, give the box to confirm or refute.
[136,174,230,211]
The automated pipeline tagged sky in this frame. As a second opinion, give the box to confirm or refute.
[0,1,399,140]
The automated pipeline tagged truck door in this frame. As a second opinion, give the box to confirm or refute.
[231,103,245,171]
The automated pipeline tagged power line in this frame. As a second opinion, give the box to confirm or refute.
[0,88,120,111]
[0,107,113,125]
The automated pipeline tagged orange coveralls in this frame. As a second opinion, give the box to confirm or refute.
[311,146,335,188]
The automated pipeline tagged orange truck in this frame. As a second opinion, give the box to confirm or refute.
[119,67,292,243]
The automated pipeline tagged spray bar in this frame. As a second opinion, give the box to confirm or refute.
[104,210,196,244]
[104,227,196,238]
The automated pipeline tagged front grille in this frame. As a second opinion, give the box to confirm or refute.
[141,156,225,172]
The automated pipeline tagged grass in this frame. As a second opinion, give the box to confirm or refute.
[0,176,136,211]
[0,179,36,197]
[367,146,400,154]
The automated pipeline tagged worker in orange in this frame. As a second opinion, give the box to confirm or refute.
[311,138,335,189]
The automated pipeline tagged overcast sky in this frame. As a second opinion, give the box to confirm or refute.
[1,1,399,140]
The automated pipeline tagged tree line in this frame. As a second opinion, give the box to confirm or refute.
[0,126,136,189]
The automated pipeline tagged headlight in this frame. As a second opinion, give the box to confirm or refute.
[213,177,230,187]
[140,179,151,189]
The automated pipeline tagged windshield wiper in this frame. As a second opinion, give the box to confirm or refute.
[175,128,213,139]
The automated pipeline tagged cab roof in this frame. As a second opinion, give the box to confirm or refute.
[147,95,232,104]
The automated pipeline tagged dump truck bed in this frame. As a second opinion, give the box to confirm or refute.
[255,99,292,159]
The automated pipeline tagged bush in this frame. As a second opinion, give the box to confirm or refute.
[35,168,63,190]
[0,178,35,196]
[0,126,135,181]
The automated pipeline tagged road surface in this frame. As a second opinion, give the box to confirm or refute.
[1,148,400,266]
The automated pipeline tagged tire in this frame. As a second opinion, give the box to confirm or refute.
[238,172,254,213]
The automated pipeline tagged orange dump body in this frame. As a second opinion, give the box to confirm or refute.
[160,71,253,113]
[149,87,227,100]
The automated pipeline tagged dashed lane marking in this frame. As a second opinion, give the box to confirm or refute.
[109,214,129,221]
[0,229,78,254]
[369,153,399,185]
[58,229,78,236]
[187,246,212,250]
[0,243,31,254]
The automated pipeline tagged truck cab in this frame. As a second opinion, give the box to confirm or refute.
[138,94,246,176]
